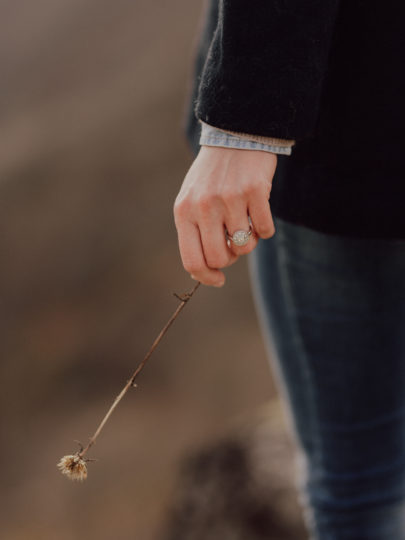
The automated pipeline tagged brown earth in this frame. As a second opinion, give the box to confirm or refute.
[0,1,305,538]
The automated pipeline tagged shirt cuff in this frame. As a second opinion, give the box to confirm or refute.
[199,120,295,156]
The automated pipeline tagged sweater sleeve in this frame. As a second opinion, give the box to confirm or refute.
[195,0,341,141]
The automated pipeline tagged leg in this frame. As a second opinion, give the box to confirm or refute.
[248,217,405,539]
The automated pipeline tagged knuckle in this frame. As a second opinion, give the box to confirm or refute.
[230,244,250,256]
[250,180,264,196]
[242,180,261,197]
[206,253,228,269]
[183,261,202,275]
[173,198,190,219]
[197,194,218,215]
[241,184,254,197]
[220,187,241,205]
[223,256,238,268]
[243,243,256,255]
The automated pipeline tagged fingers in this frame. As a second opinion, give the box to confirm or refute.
[175,189,274,284]
[225,201,258,257]
[174,146,278,287]
[199,219,239,271]
[175,219,227,287]
[248,183,276,239]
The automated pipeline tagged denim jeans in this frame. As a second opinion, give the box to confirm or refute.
[248,217,405,539]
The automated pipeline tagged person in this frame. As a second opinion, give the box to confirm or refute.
[174,1,405,537]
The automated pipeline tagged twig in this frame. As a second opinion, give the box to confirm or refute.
[76,281,201,459]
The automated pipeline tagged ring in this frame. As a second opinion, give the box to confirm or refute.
[226,225,253,247]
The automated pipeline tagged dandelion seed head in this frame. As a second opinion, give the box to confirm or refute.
[57,454,88,481]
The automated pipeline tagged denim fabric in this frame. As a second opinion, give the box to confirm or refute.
[199,122,293,155]
[248,217,405,539]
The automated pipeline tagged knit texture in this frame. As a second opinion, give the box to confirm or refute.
[195,0,340,140]
[184,0,405,238]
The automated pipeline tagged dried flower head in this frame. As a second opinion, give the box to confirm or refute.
[56,283,199,483]
[57,454,88,481]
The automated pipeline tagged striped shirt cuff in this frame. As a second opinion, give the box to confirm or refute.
[199,121,295,156]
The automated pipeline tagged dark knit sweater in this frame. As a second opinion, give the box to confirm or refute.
[184,0,405,239]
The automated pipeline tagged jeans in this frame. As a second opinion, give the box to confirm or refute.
[248,216,405,539]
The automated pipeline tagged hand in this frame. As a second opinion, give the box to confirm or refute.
[174,145,277,287]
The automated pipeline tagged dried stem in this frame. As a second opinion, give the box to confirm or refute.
[77,281,201,459]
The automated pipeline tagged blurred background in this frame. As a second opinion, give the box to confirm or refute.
[0,0,306,538]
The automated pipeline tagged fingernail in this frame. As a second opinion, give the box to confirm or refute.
[214,279,225,288]
[191,274,198,281]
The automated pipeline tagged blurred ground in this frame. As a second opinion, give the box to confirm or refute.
[0,1,305,538]
[159,401,307,540]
